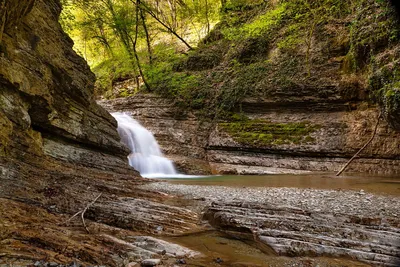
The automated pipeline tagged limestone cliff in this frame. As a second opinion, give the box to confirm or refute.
[0,0,136,207]
[101,93,400,175]
[145,0,400,131]
[0,1,200,265]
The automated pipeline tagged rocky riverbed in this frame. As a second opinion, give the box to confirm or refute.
[142,181,400,266]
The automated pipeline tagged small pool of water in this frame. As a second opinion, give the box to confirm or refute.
[163,173,400,196]
[164,231,370,267]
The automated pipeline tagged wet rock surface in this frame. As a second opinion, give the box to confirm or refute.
[143,182,400,266]
[208,107,400,175]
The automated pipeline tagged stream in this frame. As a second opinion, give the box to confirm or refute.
[164,230,370,267]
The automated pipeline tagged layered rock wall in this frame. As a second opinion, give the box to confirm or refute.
[102,93,400,175]
[0,0,137,206]
[0,2,201,265]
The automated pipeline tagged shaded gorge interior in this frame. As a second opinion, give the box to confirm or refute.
[0,0,399,266]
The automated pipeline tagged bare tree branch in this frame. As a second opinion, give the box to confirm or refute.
[336,112,382,176]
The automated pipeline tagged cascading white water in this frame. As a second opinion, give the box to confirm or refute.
[112,112,177,178]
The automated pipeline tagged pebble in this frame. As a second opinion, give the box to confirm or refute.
[214,257,223,264]
[176,258,186,264]
[141,182,400,218]
[141,259,161,266]
[31,262,83,267]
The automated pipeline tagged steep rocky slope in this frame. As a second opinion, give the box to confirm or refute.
[0,1,201,265]
[157,0,400,130]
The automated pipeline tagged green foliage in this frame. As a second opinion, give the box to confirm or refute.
[92,49,135,95]
[346,0,399,71]
[219,117,320,146]
[370,65,400,114]
[143,44,202,107]
[222,3,285,40]
[277,24,302,51]
[222,0,265,12]
[149,0,400,120]
[241,4,285,38]
[60,0,223,97]
[62,0,400,125]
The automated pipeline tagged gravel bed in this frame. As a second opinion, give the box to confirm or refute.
[141,182,400,218]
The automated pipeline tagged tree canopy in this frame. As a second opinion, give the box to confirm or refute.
[60,0,223,94]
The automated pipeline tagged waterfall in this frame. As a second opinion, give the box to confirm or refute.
[112,112,178,178]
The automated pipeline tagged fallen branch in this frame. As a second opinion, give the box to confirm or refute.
[336,112,382,176]
[63,193,102,233]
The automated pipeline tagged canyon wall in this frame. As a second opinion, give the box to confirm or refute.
[0,1,200,265]
[100,0,400,176]
[101,92,400,175]
[0,0,136,211]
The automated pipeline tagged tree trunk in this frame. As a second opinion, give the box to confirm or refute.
[132,0,193,50]
[98,22,113,56]
[166,0,177,31]
[133,0,151,91]
[139,7,152,65]
[205,0,210,34]
[103,0,140,90]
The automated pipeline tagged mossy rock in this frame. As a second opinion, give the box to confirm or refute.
[219,117,320,147]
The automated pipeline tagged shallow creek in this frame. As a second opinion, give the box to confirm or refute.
[164,231,370,267]
[157,173,400,266]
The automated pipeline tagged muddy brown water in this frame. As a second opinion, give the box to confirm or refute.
[167,173,400,196]
[164,231,370,267]
[160,173,399,266]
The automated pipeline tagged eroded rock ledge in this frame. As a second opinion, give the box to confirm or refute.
[142,182,400,267]
[205,202,400,266]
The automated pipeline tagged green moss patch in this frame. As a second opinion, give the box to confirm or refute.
[219,118,320,146]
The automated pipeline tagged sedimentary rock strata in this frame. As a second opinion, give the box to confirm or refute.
[143,182,400,267]
[0,1,201,265]
[102,94,400,175]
